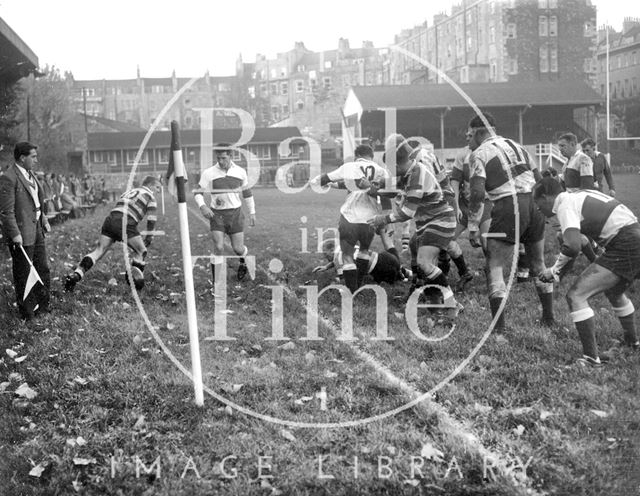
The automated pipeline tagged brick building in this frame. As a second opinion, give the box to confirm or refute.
[390,0,597,85]
[72,69,246,132]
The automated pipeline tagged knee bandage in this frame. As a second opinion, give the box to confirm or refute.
[570,307,595,323]
[534,279,554,294]
[488,281,507,299]
[447,241,462,259]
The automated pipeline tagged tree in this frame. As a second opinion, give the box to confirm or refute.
[12,66,77,172]
[0,83,21,167]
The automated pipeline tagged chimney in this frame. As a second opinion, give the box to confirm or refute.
[622,17,640,34]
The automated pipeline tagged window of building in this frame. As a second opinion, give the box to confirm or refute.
[584,21,596,37]
[108,151,118,166]
[250,145,271,159]
[625,79,630,97]
[218,83,230,92]
[296,100,304,110]
[270,68,277,79]
[158,149,169,164]
[540,45,549,73]
[281,81,288,95]
[633,77,638,96]
[489,25,496,44]
[324,60,332,69]
[342,74,350,88]
[539,16,548,37]
[270,83,278,95]
[633,51,638,65]
[296,80,304,92]
[323,76,332,90]
[548,0,557,7]
[92,151,104,163]
[83,88,95,97]
[231,148,243,161]
[506,23,517,38]
[509,57,518,74]
[296,64,306,72]
[538,0,547,8]
[601,84,605,95]
[260,83,267,97]
[490,61,497,80]
[151,85,163,93]
[271,105,279,118]
[282,103,289,115]
[550,45,558,72]
[280,68,287,77]
[490,1,496,14]
[248,86,256,99]
[460,66,469,83]
[549,16,557,36]
[127,150,147,165]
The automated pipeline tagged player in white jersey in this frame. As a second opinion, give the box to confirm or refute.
[535,177,640,367]
[312,144,390,292]
[194,144,256,284]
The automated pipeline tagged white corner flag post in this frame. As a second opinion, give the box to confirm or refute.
[170,120,204,406]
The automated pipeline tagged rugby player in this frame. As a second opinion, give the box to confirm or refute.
[312,144,390,292]
[535,177,640,366]
[369,137,461,315]
[64,176,161,291]
[466,112,554,331]
[194,144,256,284]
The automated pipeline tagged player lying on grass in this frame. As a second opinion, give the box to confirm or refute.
[65,176,161,292]
[535,177,640,367]
[312,239,411,285]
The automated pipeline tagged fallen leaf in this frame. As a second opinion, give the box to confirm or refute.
[590,409,609,418]
[107,278,118,286]
[474,402,493,414]
[539,410,553,421]
[29,463,46,477]
[72,480,82,492]
[513,424,525,436]
[73,457,96,466]
[14,355,27,363]
[420,443,444,462]
[74,377,88,386]
[166,322,176,331]
[15,383,37,400]
[133,415,145,429]
[0,382,10,392]
[232,384,243,393]
[404,479,420,487]
[224,405,233,416]
[280,429,296,442]
[219,310,234,315]
[324,370,338,379]
[5,349,17,358]
[278,342,295,351]
[76,436,87,446]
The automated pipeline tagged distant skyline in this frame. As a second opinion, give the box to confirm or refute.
[1,0,637,80]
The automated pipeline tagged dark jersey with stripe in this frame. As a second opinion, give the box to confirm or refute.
[112,186,157,224]
[553,190,637,245]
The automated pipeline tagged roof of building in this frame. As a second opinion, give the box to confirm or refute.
[81,114,147,133]
[0,16,38,81]
[350,80,603,111]
[88,126,303,150]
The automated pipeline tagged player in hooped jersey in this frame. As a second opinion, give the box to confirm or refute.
[466,112,554,331]
[370,137,461,314]
[194,144,256,284]
[312,144,390,292]
[535,177,640,366]
[64,176,161,291]
[558,132,595,192]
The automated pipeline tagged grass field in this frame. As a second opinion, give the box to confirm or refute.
[1,173,639,495]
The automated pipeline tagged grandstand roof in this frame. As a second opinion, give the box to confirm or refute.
[349,80,603,111]
[88,127,303,150]
[0,16,38,82]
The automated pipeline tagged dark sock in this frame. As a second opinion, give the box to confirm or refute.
[537,291,554,321]
[489,297,506,330]
[575,317,599,359]
[619,314,638,345]
[239,257,246,265]
[582,240,597,263]
[437,251,450,276]
[79,256,94,273]
[355,258,369,287]
[211,264,216,284]
[452,254,469,276]
[387,247,400,261]
[343,269,358,292]
[427,271,450,289]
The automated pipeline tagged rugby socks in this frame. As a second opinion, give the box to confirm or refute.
[239,246,248,265]
[489,297,506,331]
[571,308,599,360]
[425,266,456,308]
[76,255,95,277]
[535,280,555,323]
[437,250,451,276]
[355,255,370,287]
[612,302,638,346]
[452,254,469,277]
[343,263,358,292]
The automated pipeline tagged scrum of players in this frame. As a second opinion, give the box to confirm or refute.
[311,110,640,367]
[61,112,639,368]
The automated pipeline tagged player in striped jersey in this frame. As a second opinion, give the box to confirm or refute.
[558,132,595,192]
[64,176,161,292]
[194,145,256,284]
[388,135,473,292]
[466,112,554,331]
[370,137,461,315]
[312,144,390,292]
[535,177,640,366]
